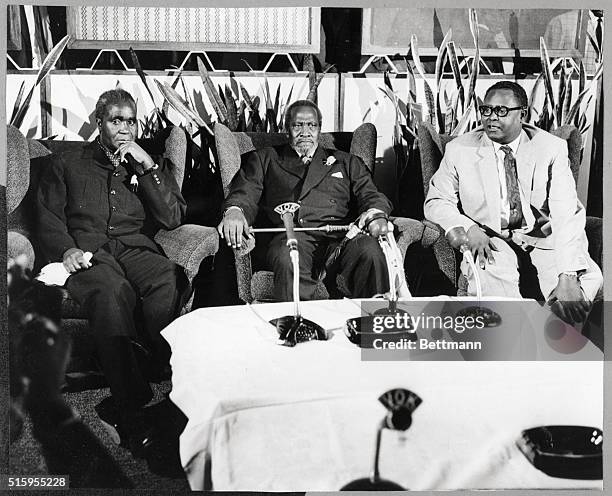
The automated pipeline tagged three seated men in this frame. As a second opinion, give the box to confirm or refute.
[35,82,602,461]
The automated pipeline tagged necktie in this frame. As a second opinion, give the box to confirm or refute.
[500,145,523,229]
[301,155,312,165]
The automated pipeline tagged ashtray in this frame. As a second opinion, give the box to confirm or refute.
[516,425,603,479]
[455,305,502,327]
[345,315,416,348]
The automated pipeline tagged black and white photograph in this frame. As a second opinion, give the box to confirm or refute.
[2,2,608,492]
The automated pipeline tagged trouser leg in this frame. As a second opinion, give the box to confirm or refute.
[335,233,389,297]
[117,247,188,368]
[65,259,153,415]
[267,232,321,302]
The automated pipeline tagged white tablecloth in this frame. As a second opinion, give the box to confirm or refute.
[161,299,603,491]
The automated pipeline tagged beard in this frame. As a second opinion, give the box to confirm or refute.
[293,140,315,157]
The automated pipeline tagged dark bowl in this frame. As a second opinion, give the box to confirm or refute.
[344,316,416,348]
[517,425,603,480]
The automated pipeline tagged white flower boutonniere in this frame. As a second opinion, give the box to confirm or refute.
[325,156,337,167]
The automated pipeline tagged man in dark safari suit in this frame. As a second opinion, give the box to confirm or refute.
[218,99,392,301]
[37,89,188,457]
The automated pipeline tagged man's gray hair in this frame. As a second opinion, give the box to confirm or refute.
[95,89,136,121]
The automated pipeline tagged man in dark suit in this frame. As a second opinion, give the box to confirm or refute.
[37,88,188,457]
[218,99,392,301]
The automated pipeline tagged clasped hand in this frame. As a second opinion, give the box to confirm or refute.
[63,248,92,273]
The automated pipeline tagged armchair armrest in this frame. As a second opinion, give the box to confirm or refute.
[8,231,35,270]
[155,224,219,282]
[391,217,442,259]
[232,236,256,304]
[422,219,458,286]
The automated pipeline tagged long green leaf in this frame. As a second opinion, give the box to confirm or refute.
[465,45,480,110]
[566,67,602,125]
[129,47,157,109]
[556,59,567,126]
[12,34,71,128]
[196,57,227,123]
[273,84,281,123]
[434,29,452,93]
[410,35,436,127]
[9,81,25,124]
[527,73,544,123]
[451,101,475,136]
[224,85,239,131]
[447,41,464,111]
[434,29,452,132]
[155,79,211,134]
[404,57,417,104]
[578,60,586,96]
[468,9,479,49]
[162,68,183,116]
[561,61,573,125]
[539,37,557,128]
[10,85,36,128]
[35,34,70,87]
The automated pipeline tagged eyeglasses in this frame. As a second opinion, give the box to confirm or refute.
[479,105,524,117]
[290,122,319,132]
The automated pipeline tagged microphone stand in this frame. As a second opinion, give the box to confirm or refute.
[341,388,422,490]
[377,221,411,314]
[446,227,501,327]
[269,202,326,346]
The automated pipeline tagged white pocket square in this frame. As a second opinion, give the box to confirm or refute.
[331,171,343,179]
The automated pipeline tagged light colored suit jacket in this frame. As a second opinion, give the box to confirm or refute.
[424,124,590,274]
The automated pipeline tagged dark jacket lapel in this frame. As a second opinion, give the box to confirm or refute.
[299,146,331,200]
[276,144,305,179]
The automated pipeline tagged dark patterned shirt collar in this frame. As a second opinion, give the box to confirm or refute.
[96,137,121,168]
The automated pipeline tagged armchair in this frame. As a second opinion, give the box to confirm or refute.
[214,122,429,303]
[7,124,219,377]
[417,121,602,294]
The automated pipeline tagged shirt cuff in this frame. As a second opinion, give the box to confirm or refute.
[224,205,244,216]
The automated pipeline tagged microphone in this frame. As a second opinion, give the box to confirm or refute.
[340,388,421,491]
[269,202,326,346]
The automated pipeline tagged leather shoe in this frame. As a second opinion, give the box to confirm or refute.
[95,397,155,459]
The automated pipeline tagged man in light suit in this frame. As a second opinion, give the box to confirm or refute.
[425,81,602,324]
[218,99,392,301]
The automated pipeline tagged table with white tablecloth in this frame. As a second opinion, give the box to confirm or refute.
[161,298,603,491]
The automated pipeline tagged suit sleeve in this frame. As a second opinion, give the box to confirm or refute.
[222,150,265,225]
[424,144,478,233]
[137,157,186,230]
[547,141,589,274]
[36,157,79,262]
[348,155,392,215]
